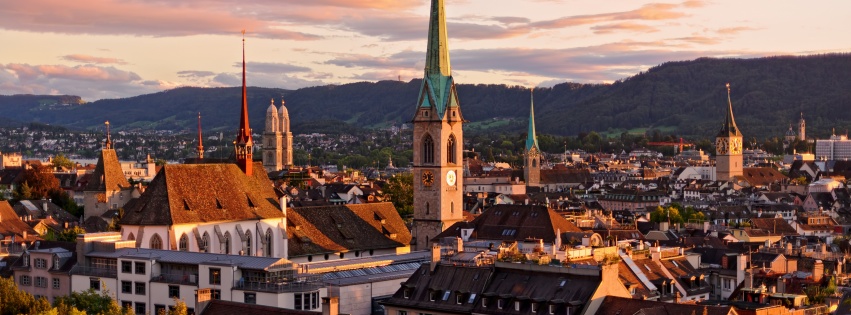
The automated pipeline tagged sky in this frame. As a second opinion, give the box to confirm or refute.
[1,0,849,101]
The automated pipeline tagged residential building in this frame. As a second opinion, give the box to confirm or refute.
[12,242,76,303]
[816,133,851,161]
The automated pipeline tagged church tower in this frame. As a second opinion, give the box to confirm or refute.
[715,83,743,182]
[798,112,806,141]
[234,32,254,176]
[524,89,541,187]
[279,98,294,167]
[263,99,282,172]
[411,0,464,251]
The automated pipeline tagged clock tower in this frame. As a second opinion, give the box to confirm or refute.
[411,0,464,251]
[524,89,541,187]
[715,83,743,182]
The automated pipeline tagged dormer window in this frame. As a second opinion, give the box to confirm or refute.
[456,294,463,304]
[403,289,411,299]
[532,303,538,313]
[515,301,521,311]
[23,254,29,267]
[549,304,556,314]
[53,255,60,269]
[497,299,504,309]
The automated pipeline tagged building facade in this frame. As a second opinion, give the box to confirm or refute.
[411,0,464,251]
[815,133,851,161]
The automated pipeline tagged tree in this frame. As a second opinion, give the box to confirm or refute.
[54,289,132,315]
[50,189,82,217]
[158,299,188,315]
[44,226,87,242]
[51,154,75,170]
[15,164,62,201]
[385,173,413,219]
[0,277,52,315]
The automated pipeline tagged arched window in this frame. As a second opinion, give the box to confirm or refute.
[447,134,457,164]
[451,202,454,214]
[128,233,135,241]
[150,234,162,250]
[223,232,231,254]
[265,229,274,257]
[201,232,210,253]
[425,202,430,215]
[423,134,434,164]
[179,234,189,252]
[245,230,252,256]
[532,158,537,168]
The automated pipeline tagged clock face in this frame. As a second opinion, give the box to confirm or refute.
[731,138,742,154]
[716,138,728,155]
[446,170,457,186]
[422,170,434,186]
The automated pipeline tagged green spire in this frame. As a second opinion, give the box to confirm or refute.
[717,83,741,137]
[526,88,540,152]
[417,0,458,118]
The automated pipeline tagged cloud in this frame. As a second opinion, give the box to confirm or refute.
[591,22,659,34]
[235,62,312,74]
[0,63,169,100]
[0,0,321,40]
[530,3,690,30]
[61,54,128,65]
[717,26,758,35]
[4,63,141,82]
[670,36,722,45]
[177,70,216,78]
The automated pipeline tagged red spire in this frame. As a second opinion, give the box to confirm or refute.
[234,30,253,175]
[197,112,204,159]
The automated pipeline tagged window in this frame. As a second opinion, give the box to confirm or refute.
[179,234,189,251]
[122,281,132,293]
[549,304,556,314]
[423,134,434,164]
[35,258,47,269]
[223,232,231,254]
[244,292,256,304]
[209,268,221,285]
[294,291,319,310]
[456,294,463,304]
[398,311,408,315]
[90,278,101,291]
[532,303,538,312]
[169,285,180,299]
[154,305,166,315]
[135,282,146,295]
[53,278,60,289]
[134,302,146,315]
[134,262,145,275]
[211,289,221,300]
[150,233,162,250]
[265,229,273,257]
[201,232,210,253]
[121,261,132,273]
[19,275,31,286]
[53,255,60,269]
[498,299,504,309]
[245,231,252,256]
[447,134,457,164]
[515,301,521,311]
[36,276,47,287]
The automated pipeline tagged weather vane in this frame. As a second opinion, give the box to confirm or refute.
[726,83,730,94]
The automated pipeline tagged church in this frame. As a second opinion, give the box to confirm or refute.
[119,36,411,263]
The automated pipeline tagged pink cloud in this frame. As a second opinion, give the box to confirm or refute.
[531,3,690,29]
[61,54,127,65]
[717,26,758,35]
[591,22,659,34]
[4,63,141,81]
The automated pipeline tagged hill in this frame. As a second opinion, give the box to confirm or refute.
[0,54,850,139]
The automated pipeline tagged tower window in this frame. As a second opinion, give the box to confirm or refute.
[423,134,435,164]
[447,134,457,164]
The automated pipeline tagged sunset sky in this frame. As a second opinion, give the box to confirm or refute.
[1,0,849,101]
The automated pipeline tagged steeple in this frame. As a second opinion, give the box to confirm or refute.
[104,121,112,149]
[425,0,451,77]
[525,88,540,152]
[717,83,740,137]
[416,0,460,119]
[197,112,204,159]
[234,31,254,175]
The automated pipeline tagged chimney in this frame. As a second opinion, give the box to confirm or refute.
[651,246,661,261]
[321,296,339,315]
[280,196,289,259]
[455,237,464,253]
[430,243,441,272]
[744,269,753,289]
[813,260,824,282]
[777,277,785,293]
[674,291,681,304]
[195,288,212,314]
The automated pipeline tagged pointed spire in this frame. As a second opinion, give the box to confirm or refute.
[717,83,741,137]
[425,0,451,77]
[197,112,204,159]
[234,31,254,175]
[104,121,112,149]
[526,88,540,152]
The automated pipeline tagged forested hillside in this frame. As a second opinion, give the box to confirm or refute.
[1,54,849,139]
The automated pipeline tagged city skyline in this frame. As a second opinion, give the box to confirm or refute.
[1,0,849,101]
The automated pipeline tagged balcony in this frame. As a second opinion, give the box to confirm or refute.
[151,273,198,286]
[70,266,117,278]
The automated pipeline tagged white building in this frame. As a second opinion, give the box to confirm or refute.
[69,233,324,315]
[815,133,851,161]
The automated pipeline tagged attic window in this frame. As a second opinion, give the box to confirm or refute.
[183,200,191,211]
[423,110,429,117]
[559,279,566,287]
[442,291,451,301]
[216,199,224,209]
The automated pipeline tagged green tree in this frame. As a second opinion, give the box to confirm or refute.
[54,289,132,315]
[385,173,413,219]
[45,226,87,242]
[51,154,75,170]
